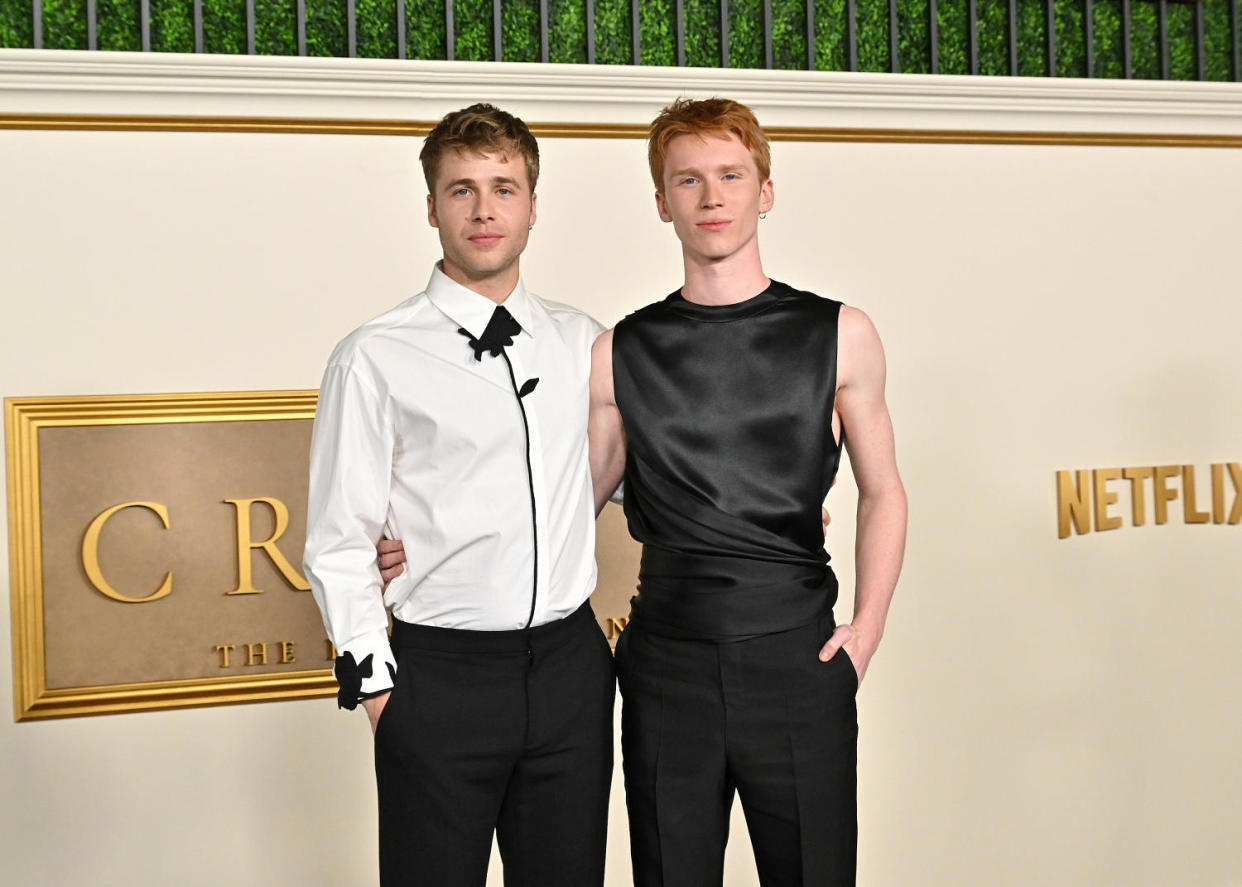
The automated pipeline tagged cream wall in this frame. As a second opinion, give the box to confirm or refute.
[2,51,1242,886]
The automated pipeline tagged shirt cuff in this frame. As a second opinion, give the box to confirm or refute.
[332,629,397,710]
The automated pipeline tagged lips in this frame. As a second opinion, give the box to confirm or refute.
[469,233,503,246]
[697,220,731,232]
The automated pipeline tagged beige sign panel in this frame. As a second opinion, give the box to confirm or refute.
[6,391,640,721]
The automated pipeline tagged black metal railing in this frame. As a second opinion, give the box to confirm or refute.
[7,0,1240,81]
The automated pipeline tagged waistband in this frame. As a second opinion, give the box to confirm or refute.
[390,600,596,654]
[629,607,839,647]
[633,547,837,642]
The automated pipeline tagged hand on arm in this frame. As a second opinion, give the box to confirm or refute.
[816,307,908,688]
[588,329,627,516]
[377,538,405,590]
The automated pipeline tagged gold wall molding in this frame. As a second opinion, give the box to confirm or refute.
[3,112,1242,148]
[6,390,641,721]
[5,391,335,720]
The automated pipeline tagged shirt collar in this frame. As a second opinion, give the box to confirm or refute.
[425,263,536,341]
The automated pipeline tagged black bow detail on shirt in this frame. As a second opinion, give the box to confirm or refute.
[333,651,373,710]
[459,305,522,361]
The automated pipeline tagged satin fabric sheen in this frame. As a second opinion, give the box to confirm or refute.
[612,280,844,641]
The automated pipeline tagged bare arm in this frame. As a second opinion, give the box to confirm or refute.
[817,306,908,686]
[589,328,627,515]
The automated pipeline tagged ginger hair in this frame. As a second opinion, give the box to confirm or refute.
[647,97,771,192]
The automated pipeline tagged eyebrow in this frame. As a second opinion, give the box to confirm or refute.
[442,176,523,192]
[669,165,746,178]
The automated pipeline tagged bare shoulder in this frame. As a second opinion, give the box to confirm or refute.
[836,305,886,390]
[592,326,615,351]
[838,304,881,348]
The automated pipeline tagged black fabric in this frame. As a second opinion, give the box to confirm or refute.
[497,349,539,629]
[616,614,858,887]
[375,602,615,887]
[456,300,541,631]
[459,305,523,361]
[333,651,373,710]
[611,281,844,641]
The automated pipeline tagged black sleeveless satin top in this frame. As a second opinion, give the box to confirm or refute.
[612,279,845,641]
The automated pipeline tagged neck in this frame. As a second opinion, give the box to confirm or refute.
[680,240,769,306]
[440,258,520,305]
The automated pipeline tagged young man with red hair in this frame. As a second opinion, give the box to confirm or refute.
[588,97,908,886]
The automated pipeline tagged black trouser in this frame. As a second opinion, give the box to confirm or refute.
[374,601,616,887]
[616,611,858,887]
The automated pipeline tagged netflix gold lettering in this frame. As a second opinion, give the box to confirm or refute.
[1056,462,1242,539]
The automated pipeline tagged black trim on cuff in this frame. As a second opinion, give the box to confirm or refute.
[350,661,397,707]
[333,651,373,710]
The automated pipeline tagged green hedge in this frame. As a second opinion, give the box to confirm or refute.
[1,0,1237,80]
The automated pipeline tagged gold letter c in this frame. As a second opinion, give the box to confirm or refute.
[81,501,173,603]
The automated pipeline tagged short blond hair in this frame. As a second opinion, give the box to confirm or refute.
[647,97,771,192]
[419,103,540,193]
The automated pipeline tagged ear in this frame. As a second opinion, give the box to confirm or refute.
[759,178,774,215]
[529,192,538,228]
[655,190,673,224]
[427,193,439,229]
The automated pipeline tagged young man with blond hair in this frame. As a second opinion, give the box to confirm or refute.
[589,98,908,886]
[304,103,614,887]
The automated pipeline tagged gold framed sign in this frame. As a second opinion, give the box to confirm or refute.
[6,390,641,722]
[5,391,335,720]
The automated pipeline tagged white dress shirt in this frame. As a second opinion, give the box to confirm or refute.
[304,265,603,699]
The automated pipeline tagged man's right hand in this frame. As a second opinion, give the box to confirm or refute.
[377,538,406,590]
[361,692,390,735]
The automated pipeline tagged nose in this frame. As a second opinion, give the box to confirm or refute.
[700,180,722,209]
[471,192,495,222]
